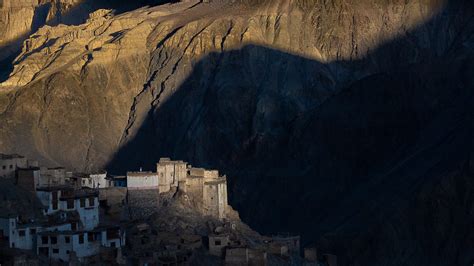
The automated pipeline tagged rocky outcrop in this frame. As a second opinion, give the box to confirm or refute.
[0,0,81,59]
[0,0,473,265]
[0,0,174,63]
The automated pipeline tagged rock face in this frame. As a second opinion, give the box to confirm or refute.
[0,0,173,62]
[0,0,80,59]
[0,0,473,265]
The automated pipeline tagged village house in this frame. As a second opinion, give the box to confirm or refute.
[225,247,267,265]
[36,186,99,230]
[37,230,100,261]
[82,171,110,189]
[35,225,126,262]
[269,233,301,255]
[16,167,41,193]
[0,154,30,178]
[39,167,68,187]
[208,233,232,257]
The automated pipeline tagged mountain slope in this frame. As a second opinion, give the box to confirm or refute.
[0,0,473,265]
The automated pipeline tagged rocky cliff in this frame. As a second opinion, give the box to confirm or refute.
[0,0,173,64]
[0,0,473,265]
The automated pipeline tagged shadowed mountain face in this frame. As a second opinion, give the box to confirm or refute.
[0,0,474,265]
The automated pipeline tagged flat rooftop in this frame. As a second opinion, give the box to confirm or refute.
[204,178,227,185]
[0,153,25,160]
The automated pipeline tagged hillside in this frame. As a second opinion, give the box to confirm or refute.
[0,0,473,264]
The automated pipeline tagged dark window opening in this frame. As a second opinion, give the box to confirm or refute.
[53,248,59,254]
[9,165,13,169]
[42,236,48,244]
[18,230,25,237]
[110,242,116,248]
[51,236,57,244]
[30,228,36,234]
[106,228,119,240]
[2,166,5,170]
[39,247,49,256]
[71,223,77,231]
[215,240,221,246]
[65,236,70,243]
[87,232,94,241]
[79,234,84,244]
[80,198,86,208]
[67,199,74,209]
[88,197,95,207]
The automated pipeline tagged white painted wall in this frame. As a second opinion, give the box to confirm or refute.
[72,233,100,259]
[127,172,159,189]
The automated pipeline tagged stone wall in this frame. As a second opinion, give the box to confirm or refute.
[126,189,160,220]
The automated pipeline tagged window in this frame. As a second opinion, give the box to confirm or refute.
[2,165,5,170]
[65,236,70,243]
[53,248,59,254]
[9,164,13,169]
[52,200,58,210]
[50,236,57,244]
[88,197,95,207]
[71,223,77,231]
[87,232,94,241]
[67,199,74,209]
[215,240,221,246]
[110,242,116,248]
[39,247,49,256]
[30,228,36,234]
[80,198,85,208]
[66,250,70,254]
[79,234,84,244]
[19,230,25,237]
[42,236,48,244]
[12,242,15,248]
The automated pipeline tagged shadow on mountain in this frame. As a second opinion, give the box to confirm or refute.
[0,0,177,82]
[63,0,472,265]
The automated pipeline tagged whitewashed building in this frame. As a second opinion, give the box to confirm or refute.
[37,231,100,262]
[36,186,99,230]
[75,171,110,189]
[126,171,159,190]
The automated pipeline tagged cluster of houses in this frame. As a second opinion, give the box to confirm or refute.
[0,154,337,265]
[0,154,125,264]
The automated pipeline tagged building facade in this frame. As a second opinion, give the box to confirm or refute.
[126,171,159,190]
[0,154,28,178]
